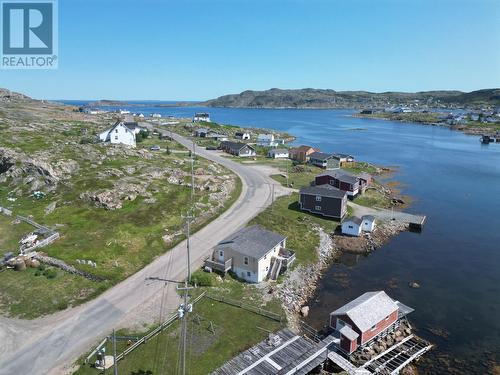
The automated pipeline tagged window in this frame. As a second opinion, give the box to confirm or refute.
[114,136,118,140]
[348,225,353,229]
[371,324,377,331]
[315,206,321,211]
[385,315,391,321]
[330,179,335,185]
[266,266,269,271]
[115,129,118,133]
[219,250,223,257]
[247,271,251,277]
[264,255,267,260]
[315,195,322,202]
[244,257,249,265]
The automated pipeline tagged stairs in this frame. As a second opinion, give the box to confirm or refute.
[269,257,283,280]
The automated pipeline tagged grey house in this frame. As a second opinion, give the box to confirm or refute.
[299,185,347,219]
[204,225,295,283]
[220,141,256,157]
[308,152,341,170]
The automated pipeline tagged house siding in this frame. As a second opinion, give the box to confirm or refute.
[299,193,347,219]
[360,310,398,345]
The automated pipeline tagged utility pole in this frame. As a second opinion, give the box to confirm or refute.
[177,212,194,375]
[285,159,289,188]
[190,158,195,206]
[112,329,118,375]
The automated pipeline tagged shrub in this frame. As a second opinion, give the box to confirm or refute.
[43,268,58,279]
[190,270,214,286]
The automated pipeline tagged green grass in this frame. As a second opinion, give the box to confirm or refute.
[0,266,103,319]
[74,275,283,375]
[353,186,392,209]
[250,193,339,266]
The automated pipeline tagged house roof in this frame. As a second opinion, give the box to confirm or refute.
[235,131,249,135]
[317,170,358,184]
[330,291,399,332]
[333,153,354,160]
[309,152,339,161]
[221,141,255,152]
[362,215,375,222]
[216,225,286,259]
[300,185,346,199]
[340,325,359,341]
[344,216,362,225]
[291,145,316,153]
[269,148,288,154]
[196,128,209,133]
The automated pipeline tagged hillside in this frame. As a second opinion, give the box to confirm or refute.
[204,88,500,109]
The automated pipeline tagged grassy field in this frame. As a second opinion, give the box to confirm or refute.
[0,103,242,318]
[74,274,284,375]
[250,192,340,266]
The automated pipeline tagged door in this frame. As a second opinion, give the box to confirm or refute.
[218,249,224,262]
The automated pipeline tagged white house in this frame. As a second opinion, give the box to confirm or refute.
[137,113,145,118]
[341,216,363,236]
[117,109,130,115]
[151,113,162,118]
[235,131,251,140]
[204,225,295,283]
[99,121,145,147]
[194,113,211,122]
[268,148,289,159]
[257,133,278,147]
[361,215,376,232]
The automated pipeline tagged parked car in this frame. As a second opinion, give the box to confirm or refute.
[150,145,161,151]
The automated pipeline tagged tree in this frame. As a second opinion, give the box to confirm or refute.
[166,145,171,155]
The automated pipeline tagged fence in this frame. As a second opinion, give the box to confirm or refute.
[206,294,283,322]
[86,291,207,364]
[23,232,60,254]
[16,214,54,233]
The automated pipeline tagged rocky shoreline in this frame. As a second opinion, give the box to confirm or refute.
[272,220,408,329]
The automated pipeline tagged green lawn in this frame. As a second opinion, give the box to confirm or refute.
[353,187,393,209]
[74,274,283,375]
[250,193,340,266]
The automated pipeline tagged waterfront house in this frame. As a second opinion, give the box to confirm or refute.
[204,225,295,283]
[361,215,376,232]
[268,148,289,159]
[315,170,368,198]
[257,133,280,147]
[341,216,362,236]
[333,153,355,167]
[308,152,340,170]
[235,131,251,140]
[220,141,256,157]
[330,291,414,354]
[195,128,210,137]
[151,113,162,118]
[99,121,145,147]
[193,112,211,122]
[117,109,130,115]
[299,185,347,220]
[289,145,317,163]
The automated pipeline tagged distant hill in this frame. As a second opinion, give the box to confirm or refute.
[204,88,500,109]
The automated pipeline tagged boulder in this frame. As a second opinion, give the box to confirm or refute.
[409,282,421,289]
[300,306,310,317]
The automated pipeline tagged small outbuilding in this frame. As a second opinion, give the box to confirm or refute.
[361,215,376,232]
[235,131,251,140]
[268,148,289,159]
[341,216,362,236]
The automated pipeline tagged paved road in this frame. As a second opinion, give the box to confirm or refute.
[0,133,290,375]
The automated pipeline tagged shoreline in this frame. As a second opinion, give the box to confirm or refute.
[271,219,409,330]
[353,113,499,137]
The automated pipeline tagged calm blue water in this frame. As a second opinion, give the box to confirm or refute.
[65,102,500,373]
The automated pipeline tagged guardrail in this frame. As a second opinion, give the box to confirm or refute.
[206,294,283,322]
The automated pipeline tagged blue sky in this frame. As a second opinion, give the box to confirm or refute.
[1,0,499,100]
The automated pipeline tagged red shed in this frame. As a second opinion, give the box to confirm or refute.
[329,291,404,354]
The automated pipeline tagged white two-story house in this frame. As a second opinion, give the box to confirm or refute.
[99,121,145,147]
[204,225,295,283]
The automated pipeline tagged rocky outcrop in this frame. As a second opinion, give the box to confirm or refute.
[0,147,79,192]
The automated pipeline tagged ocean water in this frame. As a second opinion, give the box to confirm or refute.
[66,102,500,373]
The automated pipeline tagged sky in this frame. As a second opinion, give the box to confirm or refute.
[1,0,499,100]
